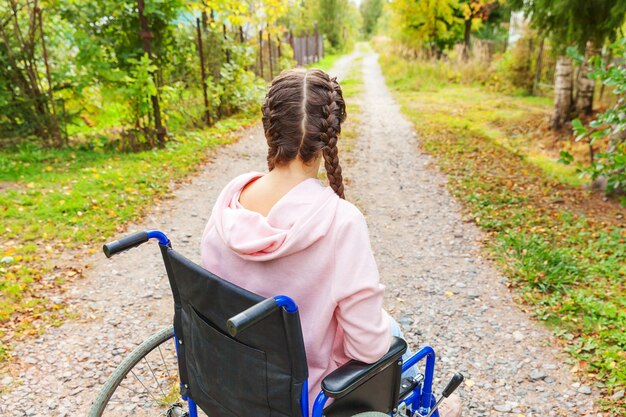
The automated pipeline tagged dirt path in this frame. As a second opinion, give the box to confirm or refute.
[0,51,599,417]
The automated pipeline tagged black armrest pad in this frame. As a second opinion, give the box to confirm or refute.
[322,337,407,399]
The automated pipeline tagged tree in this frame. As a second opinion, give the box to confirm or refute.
[458,1,499,60]
[390,0,461,55]
[510,0,626,129]
[318,0,342,48]
[0,0,63,146]
[61,0,185,147]
[360,0,383,37]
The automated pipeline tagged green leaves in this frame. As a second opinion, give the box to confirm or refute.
[558,150,574,165]
[569,38,626,200]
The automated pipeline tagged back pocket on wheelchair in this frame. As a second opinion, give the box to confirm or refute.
[187,307,270,417]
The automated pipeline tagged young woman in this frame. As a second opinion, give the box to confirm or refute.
[200,68,460,416]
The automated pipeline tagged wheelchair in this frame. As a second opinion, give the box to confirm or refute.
[89,230,463,417]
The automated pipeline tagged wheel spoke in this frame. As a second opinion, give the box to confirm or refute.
[157,344,172,380]
[130,368,164,406]
[144,355,168,399]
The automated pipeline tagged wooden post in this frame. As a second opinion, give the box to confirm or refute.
[196,18,210,125]
[137,0,165,147]
[258,30,264,78]
[267,31,273,79]
[304,31,309,65]
[532,38,544,96]
[314,22,319,62]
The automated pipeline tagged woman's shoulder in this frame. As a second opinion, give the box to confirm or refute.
[334,198,367,229]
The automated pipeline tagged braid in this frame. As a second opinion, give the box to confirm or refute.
[319,86,345,199]
[261,98,274,169]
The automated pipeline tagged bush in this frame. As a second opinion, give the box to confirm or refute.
[569,38,626,203]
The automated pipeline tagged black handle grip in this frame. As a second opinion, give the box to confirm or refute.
[442,373,464,398]
[227,298,278,337]
[103,231,149,258]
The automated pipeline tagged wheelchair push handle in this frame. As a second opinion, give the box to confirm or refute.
[227,298,278,337]
[103,230,171,258]
[103,231,149,258]
[227,296,297,337]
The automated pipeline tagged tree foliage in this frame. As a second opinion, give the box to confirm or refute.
[0,1,64,145]
[509,0,626,52]
[387,0,506,56]
[360,0,383,37]
[0,0,302,150]
[569,38,626,200]
[390,0,461,54]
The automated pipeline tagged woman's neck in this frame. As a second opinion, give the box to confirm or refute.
[238,157,321,217]
[267,157,321,183]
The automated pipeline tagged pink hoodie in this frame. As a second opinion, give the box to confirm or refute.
[201,172,391,409]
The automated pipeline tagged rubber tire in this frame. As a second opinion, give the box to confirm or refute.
[88,325,176,417]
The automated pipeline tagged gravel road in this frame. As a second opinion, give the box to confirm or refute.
[0,50,602,417]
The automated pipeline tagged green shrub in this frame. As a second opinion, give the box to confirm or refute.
[569,38,626,203]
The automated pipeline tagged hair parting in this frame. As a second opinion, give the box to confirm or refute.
[261,68,347,198]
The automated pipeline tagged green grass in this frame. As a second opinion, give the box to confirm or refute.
[307,53,342,72]
[377,49,626,413]
[0,112,256,355]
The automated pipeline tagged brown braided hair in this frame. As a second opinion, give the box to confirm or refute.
[262,68,347,198]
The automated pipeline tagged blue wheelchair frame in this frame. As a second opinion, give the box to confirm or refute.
[146,230,439,417]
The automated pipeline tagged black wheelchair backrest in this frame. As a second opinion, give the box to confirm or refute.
[160,246,309,417]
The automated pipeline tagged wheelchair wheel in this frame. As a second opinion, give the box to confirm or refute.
[89,325,200,417]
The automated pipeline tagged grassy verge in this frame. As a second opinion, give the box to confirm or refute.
[307,53,342,72]
[0,112,257,360]
[336,46,364,155]
[377,49,626,413]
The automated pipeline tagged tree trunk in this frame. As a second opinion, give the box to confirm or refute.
[462,19,471,61]
[137,0,165,147]
[37,7,62,146]
[575,41,598,116]
[551,56,574,130]
[196,18,210,126]
[532,38,544,95]
[258,30,263,78]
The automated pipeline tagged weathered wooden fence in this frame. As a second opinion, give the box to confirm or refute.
[290,32,324,66]
[255,25,325,80]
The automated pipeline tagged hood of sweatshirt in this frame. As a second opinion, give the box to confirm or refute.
[210,172,340,261]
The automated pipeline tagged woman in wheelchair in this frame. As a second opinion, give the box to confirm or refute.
[199,68,461,417]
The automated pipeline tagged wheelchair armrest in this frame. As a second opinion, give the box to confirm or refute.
[321,337,407,399]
